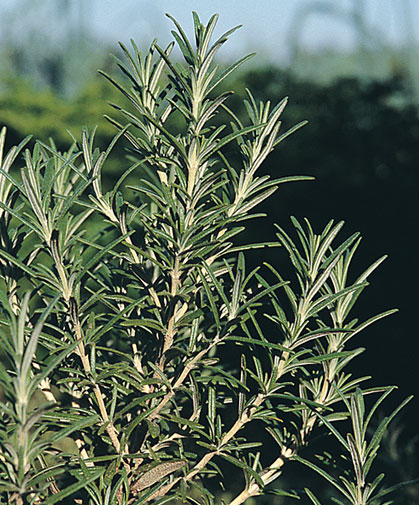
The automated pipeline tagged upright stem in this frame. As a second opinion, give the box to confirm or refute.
[145,393,267,502]
[159,256,182,368]
[70,301,123,456]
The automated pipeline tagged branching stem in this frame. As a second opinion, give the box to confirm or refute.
[71,303,123,458]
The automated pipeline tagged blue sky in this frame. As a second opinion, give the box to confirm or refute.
[1,0,418,65]
[85,0,418,63]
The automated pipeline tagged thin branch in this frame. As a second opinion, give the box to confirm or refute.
[70,300,124,460]
[228,452,293,505]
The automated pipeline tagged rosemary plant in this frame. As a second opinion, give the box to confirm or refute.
[0,12,413,505]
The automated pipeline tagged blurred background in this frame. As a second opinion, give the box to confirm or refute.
[1,0,418,503]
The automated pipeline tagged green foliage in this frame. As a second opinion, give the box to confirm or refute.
[0,74,119,150]
[0,12,415,505]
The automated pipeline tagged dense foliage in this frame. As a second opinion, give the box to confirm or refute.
[0,12,417,505]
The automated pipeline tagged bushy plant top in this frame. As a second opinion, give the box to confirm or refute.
[0,12,414,505]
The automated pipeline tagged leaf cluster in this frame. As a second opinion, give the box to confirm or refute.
[0,12,414,505]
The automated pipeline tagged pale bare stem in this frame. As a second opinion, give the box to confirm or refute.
[231,326,343,504]
[223,354,296,505]
[130,433,188,486]
[38,377,56,403]
[275,350,290,381]
[140,477,181,503]
[115,286,145,382]
[7,279,19,316]
[147,446,254,502]
[102,192,161,308]
[119,204,162,310]
[147,349,291,502]
[92,385,122,453]
[131,344,217,476]
[140,375,264,502]
[228,484,260,505]
[230,345,340,504]
[150,433,185,453]
[29,352,58,404]
[21,317,60,419]
[299,338,342,443]
[300,369,335,443]
[145,451,218,501]
[71,397,93,466]
[131,341,146,377]
[119,213,140,265]
[49,235,71,302]
[149,339,220,421]
[119,213,164,367]
[35,456,61,496]
[159,257,183,368]
[70,303,124,460]
[154,393,268,501]
[186,136,199,198]
[228,452,293,505]
[220,398,263,448]
[74,433,93,464]
[0,199,19,308]
[202,188,250,270]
